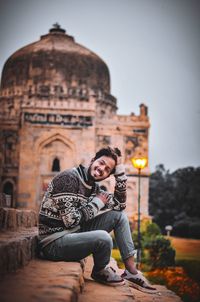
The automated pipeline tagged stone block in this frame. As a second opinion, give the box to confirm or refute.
[0,259,84,302]
[0,207,5,229]
[21,211,29,227]
[0,208,8,230]
[26,210,38,227]
[0,227,38,277]
[16,209,23,228]
[0,208,38,230]
[7,241,19,273]
[0,243,7,277]
[7,209,17,230]
[20,238,31,267]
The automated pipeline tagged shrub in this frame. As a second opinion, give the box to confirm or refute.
[144,235,176,269]
[146,222,161,236]
[131,222,175,269]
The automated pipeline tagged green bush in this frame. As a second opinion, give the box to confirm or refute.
[146,222,162,236]
[144,235,176,269]
[132,222,175,269]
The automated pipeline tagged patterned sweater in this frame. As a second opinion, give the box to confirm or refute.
[38,164,127,247]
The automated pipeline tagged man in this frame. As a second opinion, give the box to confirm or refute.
[38,147,156,292]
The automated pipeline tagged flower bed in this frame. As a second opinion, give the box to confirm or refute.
[146,267,200,302]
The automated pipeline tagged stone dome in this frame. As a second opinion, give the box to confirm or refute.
[0,24,110,93]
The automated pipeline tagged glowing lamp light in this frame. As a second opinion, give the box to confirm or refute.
[131,157,148,170]
[130,156,148,269]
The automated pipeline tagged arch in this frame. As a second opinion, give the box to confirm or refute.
[39,138,75,172]
[36,132,75,155]
[33,132,77,206]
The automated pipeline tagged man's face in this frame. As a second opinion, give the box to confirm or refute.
[88,155,116,181]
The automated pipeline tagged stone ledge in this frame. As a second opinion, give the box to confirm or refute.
[0,208,38,231]
[0,259,84,302]
[79,256,182,302]
[0,227,38,276]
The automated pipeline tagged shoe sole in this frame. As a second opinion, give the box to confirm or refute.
[92,278,125,287]
[126,279,158,294]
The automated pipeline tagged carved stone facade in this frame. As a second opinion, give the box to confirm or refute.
[0,25,150,221]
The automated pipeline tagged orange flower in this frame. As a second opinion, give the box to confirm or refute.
[146,267,200,302]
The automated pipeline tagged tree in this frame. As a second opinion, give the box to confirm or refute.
[149,165,200,238]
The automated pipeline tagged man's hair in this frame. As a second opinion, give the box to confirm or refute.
[93,147,121,174]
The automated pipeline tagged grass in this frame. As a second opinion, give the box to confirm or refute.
[168,236,200,261]
[168,236,200,283]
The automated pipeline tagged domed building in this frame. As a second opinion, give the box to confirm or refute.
[0,24,150,223]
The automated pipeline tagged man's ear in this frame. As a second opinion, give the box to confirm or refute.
[90,158,95,164]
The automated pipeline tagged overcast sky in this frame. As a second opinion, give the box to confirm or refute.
[0,0,199,172]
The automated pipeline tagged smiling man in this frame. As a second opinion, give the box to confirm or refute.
[38,147,156,291]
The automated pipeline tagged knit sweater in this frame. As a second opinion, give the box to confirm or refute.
[38,164,127,247]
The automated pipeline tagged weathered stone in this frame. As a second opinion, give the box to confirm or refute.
[0,207,5,229]
[7,241,19,272]
[16,209,23,228]
[21,211,29,227]
[0,227,38,276]
[0,259,84,302]
[2,208,8,230]
[26,210,38,227]
[7,209,17,230]
[0,208,38,231]
[0,244,8,277]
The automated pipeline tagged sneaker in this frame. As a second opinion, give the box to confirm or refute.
[121,269,157,293]
[91,266,125,286]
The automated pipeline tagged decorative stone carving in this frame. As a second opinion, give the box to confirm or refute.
[97,136,111,149]
[2,131,18,166]
[124,136,139,163]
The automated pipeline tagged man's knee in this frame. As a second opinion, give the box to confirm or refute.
[95,230,113,249]
[119,210,129,222]
[111,210,129,224]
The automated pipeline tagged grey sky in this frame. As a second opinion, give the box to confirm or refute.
[0,0,199,172]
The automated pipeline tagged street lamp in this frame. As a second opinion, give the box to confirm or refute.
[131,157,148,269]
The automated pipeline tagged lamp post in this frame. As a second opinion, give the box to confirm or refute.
[131,157,148,269]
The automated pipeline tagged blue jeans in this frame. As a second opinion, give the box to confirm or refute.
[42,210,135,271]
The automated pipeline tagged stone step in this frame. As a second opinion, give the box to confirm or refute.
[0,207,38,231]
[0,227,38,276]
[0,259,85,302]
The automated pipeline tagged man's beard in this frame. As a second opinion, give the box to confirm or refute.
[87,164,96,183]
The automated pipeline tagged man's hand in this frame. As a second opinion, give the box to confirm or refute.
[96,192,110,205]
[117,155,122,165]
[113,147,122,165]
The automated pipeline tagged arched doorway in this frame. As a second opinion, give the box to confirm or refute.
[3,181,14,207]
[52,157,60,172]
[38,137,75,202]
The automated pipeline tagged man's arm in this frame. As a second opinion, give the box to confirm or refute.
[42,170,106,229]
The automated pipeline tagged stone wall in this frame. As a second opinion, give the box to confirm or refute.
[0,207,38,277]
